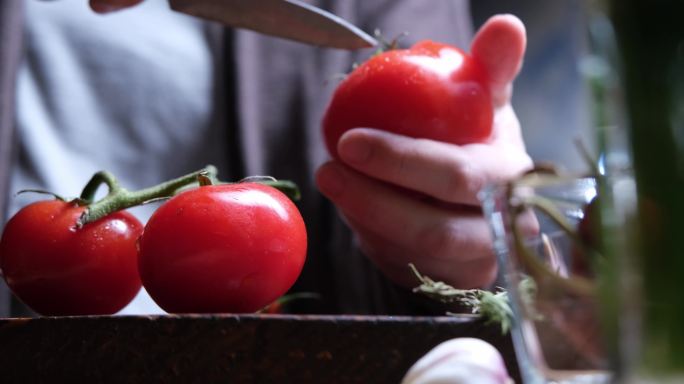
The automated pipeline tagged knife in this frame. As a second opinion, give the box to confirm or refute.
[41,0,377,49]
[168,0,378,49]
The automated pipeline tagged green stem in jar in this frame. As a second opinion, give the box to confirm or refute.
[506,180,597,297]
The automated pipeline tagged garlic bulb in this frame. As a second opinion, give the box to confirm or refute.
[402,338,513,384]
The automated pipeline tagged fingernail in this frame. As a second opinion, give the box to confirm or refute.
[90,2,124,13]
[316,164,345,198]
[338,137,371,165]
[91,5,123,13]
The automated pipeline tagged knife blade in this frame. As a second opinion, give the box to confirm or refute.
[169,0,378,50]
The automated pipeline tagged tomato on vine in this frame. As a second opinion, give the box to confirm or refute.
[0,166,305,316]
[138,182,307,314]
[0,199,143,316]
[0,166,216,316]
[323,40,493,158]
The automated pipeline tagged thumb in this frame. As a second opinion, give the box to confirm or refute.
[470,14,527,107]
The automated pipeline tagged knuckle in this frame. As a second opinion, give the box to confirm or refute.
[443,162,485,202]
[391,146,417,185]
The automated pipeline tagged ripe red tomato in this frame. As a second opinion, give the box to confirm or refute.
[138,182,307,314]
[0,200,143,316]
[323,40,493,158]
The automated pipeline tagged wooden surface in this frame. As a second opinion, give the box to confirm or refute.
[0,314,518,383]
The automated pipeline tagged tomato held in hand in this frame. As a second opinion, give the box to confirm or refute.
[138,182,307,314]
[0,200,143,316]
[323,40,493,158]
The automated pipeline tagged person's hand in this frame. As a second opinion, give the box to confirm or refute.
[315,14,532,289]
[90,0,144,13]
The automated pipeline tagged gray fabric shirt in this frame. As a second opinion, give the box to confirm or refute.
[0,0,473,316]
[12,0,227,314]
[0,0,23,318]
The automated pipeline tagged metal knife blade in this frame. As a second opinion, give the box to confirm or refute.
[169,0,377,50]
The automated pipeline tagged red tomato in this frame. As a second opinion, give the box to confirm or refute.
[323,40,493,158]
[573,198,599,277]
[0,200,143,316]
[138,182,307,314]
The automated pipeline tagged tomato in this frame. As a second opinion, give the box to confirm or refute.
[323,40,493,158]
[138,182,307,314]
[572,198,599,277]
[0,200,143,316]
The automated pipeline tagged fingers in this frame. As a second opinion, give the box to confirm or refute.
[346,214,497,289]
[316,161,497,288]
[90,0,144,13]
[470,14,527,106]
[336,128,532,205]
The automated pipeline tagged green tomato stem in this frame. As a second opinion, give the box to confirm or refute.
[237,176,301,201]
[251,180,301,201]
[79,170,123,204]
[16,189,68,202]
[77,165,218,227]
